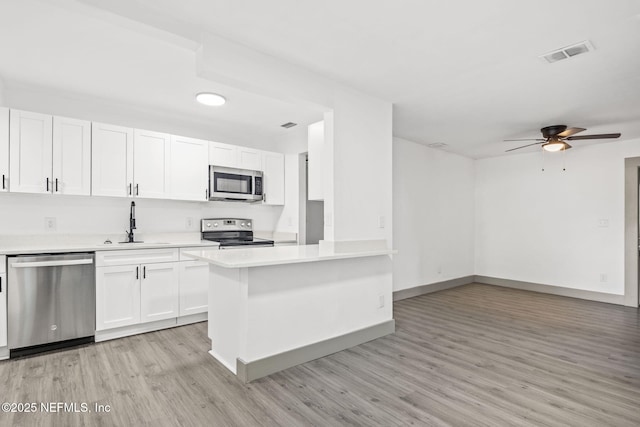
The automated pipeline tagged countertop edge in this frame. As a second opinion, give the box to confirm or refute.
[182,248,397,268]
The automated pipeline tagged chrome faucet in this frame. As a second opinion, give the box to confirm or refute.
[126,201,136,243]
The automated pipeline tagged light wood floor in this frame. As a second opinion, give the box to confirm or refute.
[0,283,639,426]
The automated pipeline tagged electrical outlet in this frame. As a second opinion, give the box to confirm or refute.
[378,295,385,308]
[378,216,385,229]
[600,273,608,282]
[597,219,609,228]
[186,217,194,229]
[44,217,57,232]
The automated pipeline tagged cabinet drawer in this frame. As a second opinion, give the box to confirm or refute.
[96,248,179,267]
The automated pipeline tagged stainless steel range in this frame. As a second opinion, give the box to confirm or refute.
[201,218,274,249]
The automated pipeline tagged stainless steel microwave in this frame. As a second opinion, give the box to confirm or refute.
[208,165,264,202]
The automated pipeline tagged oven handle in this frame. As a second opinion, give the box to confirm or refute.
[10,259,94,268]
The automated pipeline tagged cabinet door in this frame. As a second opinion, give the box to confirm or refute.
[52,116,91,196]
[178,261,209,316]
[96,265,141,331]
[9,110,53,194]
[140,262,179,323]
[238,147,262,171]
[133,129,170,199]
[0,108,8,192]
[92,123,134,197]
[209,141,237,168]
[0,273,6,347]
[169,135,208,201]
[263,151,285,205]
[307,121,324,201]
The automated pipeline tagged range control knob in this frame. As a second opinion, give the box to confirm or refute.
[213,222,219,227]
[241,222,246,227]
[247,222,252,228]
[206,222,211,228]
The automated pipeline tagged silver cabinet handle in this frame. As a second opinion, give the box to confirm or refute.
[143,266,146,279]
[55,178,59,192]
[2,174,5,190]
[135,184,139,195]
[11,259,94,268]
[46,177,50,192]
[129,183,132,195]
[136,266,139,280]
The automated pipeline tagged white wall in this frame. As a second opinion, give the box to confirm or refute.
[328,93,393,243]
[0,192,284,236]
[476,139,640,295]
[392,138,475,291]
[0,76,5,106]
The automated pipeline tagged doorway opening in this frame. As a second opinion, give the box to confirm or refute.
[299,153,324,244]
[623,157,640,307]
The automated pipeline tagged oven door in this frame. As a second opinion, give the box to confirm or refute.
[209,166,263,202]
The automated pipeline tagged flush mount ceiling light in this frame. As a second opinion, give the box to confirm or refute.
[542,137,571,152]
[196,92,226,106]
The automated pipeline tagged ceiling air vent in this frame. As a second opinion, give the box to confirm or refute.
[280,122,297,129]
[427,143,448,149]
[540,40,594,63]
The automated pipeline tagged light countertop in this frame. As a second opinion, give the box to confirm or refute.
[183,243,396,268]
[0,233,219,255]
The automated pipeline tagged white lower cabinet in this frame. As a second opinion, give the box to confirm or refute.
[95,248,207,338]
[96,264,141,330]
[178,260,209,316]
[0,273,5,347]
[0,256,5,347]
[140,262,179,323]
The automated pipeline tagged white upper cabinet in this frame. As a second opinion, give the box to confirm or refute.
[133,129,170,199]
[9,110,53,194]
[0,108,8,192]
[92,122,134,197]
[238,147,262,171]
[209,141,262,171]
[52,116,91,195]
[209,141,238,168]
[169,135,208,201]
[262,151,285,205]
[307,120,324,201]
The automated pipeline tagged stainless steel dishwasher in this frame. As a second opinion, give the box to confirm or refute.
[7,252,95,357]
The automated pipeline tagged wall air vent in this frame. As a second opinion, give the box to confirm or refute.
[281,122,297,128]
[540,40,594,63]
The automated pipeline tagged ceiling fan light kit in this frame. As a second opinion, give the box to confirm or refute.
[541,137,571,152]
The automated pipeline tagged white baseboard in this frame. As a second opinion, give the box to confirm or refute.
[475,275,626,305]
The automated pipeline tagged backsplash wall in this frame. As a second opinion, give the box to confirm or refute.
[0,192,284,236]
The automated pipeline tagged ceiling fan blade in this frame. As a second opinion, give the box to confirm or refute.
[503,138,545,142]
[505,141,545,152]
[557,127,586,138]
[566,133,621,141]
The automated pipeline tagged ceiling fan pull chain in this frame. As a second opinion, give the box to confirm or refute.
[541,147,545,172]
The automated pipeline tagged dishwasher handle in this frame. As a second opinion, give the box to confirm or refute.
[10,259,94,268]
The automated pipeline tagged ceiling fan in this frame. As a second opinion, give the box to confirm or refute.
[505,125,621,152]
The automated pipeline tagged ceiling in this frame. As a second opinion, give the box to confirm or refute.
[2,0,640,158]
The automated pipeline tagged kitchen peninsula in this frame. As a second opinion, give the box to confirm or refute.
[183,242,396,382]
